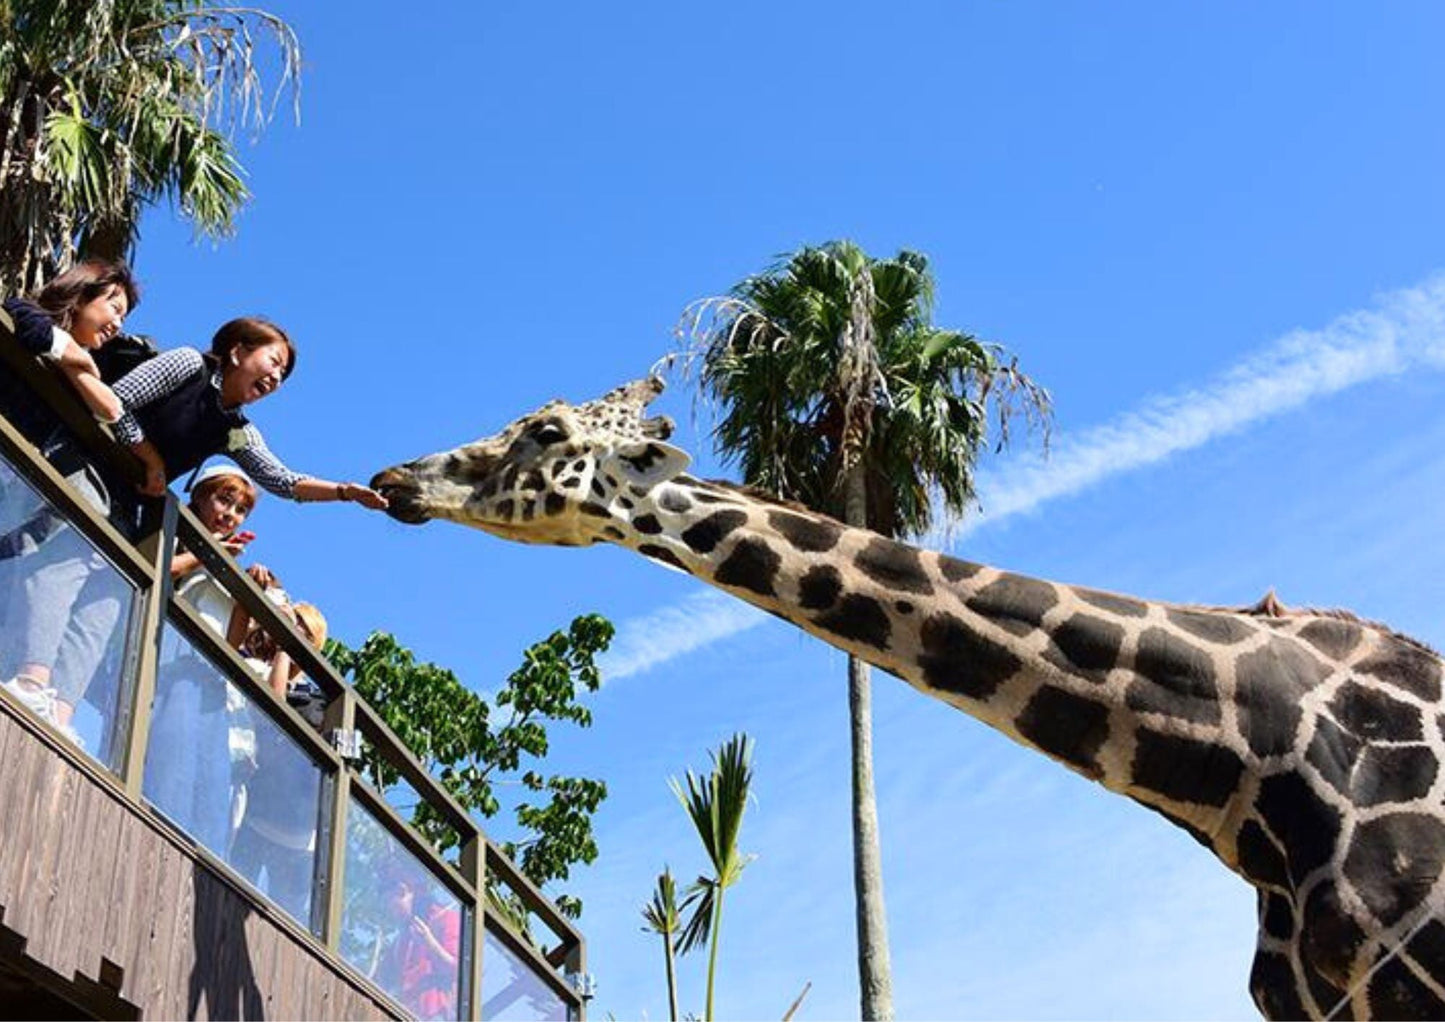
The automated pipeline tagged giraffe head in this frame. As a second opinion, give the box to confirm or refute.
[371,376,690,545]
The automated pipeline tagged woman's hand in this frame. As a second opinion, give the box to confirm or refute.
[129,441,167,497]
[140,463,166,497]
[346,483,389,510]
[246,563,277,590]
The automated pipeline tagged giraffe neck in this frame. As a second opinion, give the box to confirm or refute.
[605,475,1300,855]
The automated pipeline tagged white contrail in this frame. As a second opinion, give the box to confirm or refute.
[951,274,1445,538]
[604,275,1445,681]
[598,590,767,681]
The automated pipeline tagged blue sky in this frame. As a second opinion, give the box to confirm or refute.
[121,2,1445,1018]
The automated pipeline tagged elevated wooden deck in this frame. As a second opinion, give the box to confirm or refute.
[0,703,398,1019]
[0,309,586,1020]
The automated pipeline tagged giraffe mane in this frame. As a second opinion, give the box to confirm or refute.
[701,478,822,516]
[1213,590,1441,658]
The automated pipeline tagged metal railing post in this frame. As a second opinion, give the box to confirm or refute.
[461,833,486,1021]
[119,494,177,797]
[320,688,357,947]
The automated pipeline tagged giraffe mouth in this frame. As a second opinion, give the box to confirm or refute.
[369,467,431,525]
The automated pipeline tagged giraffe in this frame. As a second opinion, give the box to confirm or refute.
[371,376,1445,1020]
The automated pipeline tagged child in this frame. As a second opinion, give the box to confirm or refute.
[229,597,330,922]
[143,464,271,853]
[0,261,140,746]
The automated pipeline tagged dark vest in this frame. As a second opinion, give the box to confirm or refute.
[136,355,250,482]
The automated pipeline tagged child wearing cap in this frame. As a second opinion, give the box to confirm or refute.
[143,463,274,852]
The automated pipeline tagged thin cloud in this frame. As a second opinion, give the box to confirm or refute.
[598,590,767,681]
[954,274,1445,537]
[606,274,1445,680]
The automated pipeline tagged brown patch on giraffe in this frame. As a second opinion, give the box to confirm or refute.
[715,538,781,597]
[937,555,983,584]
[1297,618,1364,661]
[1041,613,1124,684]
[1305,715,1361,799]
[1076,588,1148,618]
[799,565,842,610]
[966,574,1058,637]
[1262,891,1294,940]
[814,594,892,650]
[1016,685,1111,779]
[496,498,515,520]
[639,544,690,574]
[1369,952,1445,1019]
[681,510,748,554]
[1235,641,1329,758]
[855,537,934,596]
[917,612,1022,700]
[1166,608,1255,645]
[1343,812,1445,927]
[632,513,663,535]
[1128,628,1221,726]
[1329,681,1424,742]
[1255,772,1341,887]
[1356,638,1443,702]
[1251,952,1307,1022]
[1351,745,1438,807]
[1404,920,1445,991]
[1236,819,1290,890]
[1300,883,1366,989]
[543,492,566,516]
[1131,729,1243,807]
[658,489,692,514]
[767,509,842,553]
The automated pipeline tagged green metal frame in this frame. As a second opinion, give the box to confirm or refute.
[0,315,587,1020]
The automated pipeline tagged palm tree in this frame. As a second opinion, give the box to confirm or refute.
[0,0,302,296]
[682,242,1050,1020]
[640,867,692,1021]
[672,733,754,1022]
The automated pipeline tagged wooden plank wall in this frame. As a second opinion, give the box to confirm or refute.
[0,707,401,1020]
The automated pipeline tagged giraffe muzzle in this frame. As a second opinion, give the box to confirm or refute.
[370,467,431,525]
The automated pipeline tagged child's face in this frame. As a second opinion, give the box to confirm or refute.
[71,283,129,349]
[193,484,253,538]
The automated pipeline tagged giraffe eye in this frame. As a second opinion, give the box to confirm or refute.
[534,422,568,445]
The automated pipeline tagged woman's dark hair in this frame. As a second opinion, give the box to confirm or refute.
[34,259,141,329]
[210,317,297,381]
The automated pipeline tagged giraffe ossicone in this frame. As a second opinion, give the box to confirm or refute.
[372,375,1445,1021]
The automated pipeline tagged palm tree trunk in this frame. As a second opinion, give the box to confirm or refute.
[844,463,894,1021]
[663,932,679,1021]
[705,889,724,1021]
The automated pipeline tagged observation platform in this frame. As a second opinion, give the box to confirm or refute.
[0,309,586,1020]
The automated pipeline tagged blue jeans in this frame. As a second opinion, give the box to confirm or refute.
[144,660,233,854]
[0,466,127,707]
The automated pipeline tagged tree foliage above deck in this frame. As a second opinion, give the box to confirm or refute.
[0,0,302,295]
[326,613,614,919]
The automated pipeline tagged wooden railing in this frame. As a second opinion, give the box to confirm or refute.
[0,308,586,1020]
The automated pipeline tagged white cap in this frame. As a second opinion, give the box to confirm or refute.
[189,462,256,493]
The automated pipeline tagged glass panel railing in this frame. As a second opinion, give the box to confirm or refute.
[143,618,328,930]
[480,927,570,1022]
[341,800,469,1021]
[0,455,142,767]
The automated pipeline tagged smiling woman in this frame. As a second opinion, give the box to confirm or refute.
[110,317,387,508]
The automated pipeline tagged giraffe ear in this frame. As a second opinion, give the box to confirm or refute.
[611,438,690,488]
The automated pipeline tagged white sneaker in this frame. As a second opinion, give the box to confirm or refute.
[3,676,59,723]
[1,677,84,749]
